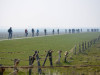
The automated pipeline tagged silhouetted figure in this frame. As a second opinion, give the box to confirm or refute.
[76,29,80,33]
[65,29,67,33]
[32,28,35,37]
[44,29,47,36]
[91,29,94,32]
[69,29,71,33]
[81,29,82,32]
[57,29,59,34]
[52,29,54,35]
[8,27,12,39]
[87,29,90,32]
[36,29,39,36]
[72,29,75,33]
[25,29,28,37]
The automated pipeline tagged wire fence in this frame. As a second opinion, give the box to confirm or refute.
[0,35,100,75]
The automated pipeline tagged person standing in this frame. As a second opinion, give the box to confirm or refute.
[57,29,59,34]
[25,29,28,37]
[52,29,54,35]
[44,29,47,36]
[32,28,35,37]
[65,29,67,33]
[8,27,12,39]
[36,29,39,36]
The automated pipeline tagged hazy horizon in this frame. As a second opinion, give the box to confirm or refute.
[0,0,100,29]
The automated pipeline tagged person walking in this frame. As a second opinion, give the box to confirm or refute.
[32,28,35,37]
[52,29,54,35]
[36,29,39,36]
[25,29,28,37]
[44,29,47,36]
[57,29,59,34]
[8,27,12,39]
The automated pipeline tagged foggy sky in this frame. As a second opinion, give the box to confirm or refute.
[0,0,100,29]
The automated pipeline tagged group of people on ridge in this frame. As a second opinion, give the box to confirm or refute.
[25,29,39,37]
[8,27,60,39]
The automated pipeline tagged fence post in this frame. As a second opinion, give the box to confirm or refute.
[74,45,77,55]
[48,50,53,66]
[35,51,42,74]
[79,43,81,53]
[88,42,89,48]
[82,42,84,52]
[64,51,68,62]
[90,40,92,47]
[29,56,32,75]
[0,64,5,75]
[42,50,53,66]
[85,41,87,50]
[42,51,49,66]
[58,50,62,63]
[98,35,100,40]
[56,50,62,64]
[14,59,19,75]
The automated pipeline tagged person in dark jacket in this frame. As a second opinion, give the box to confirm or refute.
[32,28,35,37]
[44,29,47,36]
[52,29,54,35]
[25,29,28,37]
[8,27,12,39]
[36,29,39,36]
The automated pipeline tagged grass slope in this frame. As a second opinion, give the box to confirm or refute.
[0,32,100,66]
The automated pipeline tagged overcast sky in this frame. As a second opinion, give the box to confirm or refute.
[0,0,100,29]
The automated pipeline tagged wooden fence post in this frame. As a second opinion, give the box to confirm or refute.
[58,50,62,63]
[35,51,42,74]
[82,42,84,52]
[88,42,89,48]
[42,51,49,66]
[90,40,92,47]
[79,43,81,53]
[56,50,62,64]
[42,50,53,66]
[48,50,53,66]
[29,56,32,75]
[14,59,19,75]
[0,64,5,75]
[85,41,87,50]
[74,45,77,55]
[98,35,100,40]
[64,51,68,62]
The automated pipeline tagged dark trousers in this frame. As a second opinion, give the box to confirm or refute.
[8,33,12,39]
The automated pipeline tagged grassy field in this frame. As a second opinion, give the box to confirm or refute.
[0,32,100,74]
[0,32,100,65]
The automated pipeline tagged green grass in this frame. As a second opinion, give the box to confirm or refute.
[1,32,100,75]
[0,32,100,66]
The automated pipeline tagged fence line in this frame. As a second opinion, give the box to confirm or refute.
[0,35,100,75]
[1,65,100,69]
